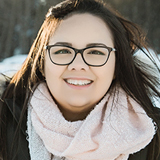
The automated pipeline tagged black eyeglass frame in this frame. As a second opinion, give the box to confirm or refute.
[45,44,116,67]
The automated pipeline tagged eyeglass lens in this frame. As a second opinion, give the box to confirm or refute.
[49,46,109,66]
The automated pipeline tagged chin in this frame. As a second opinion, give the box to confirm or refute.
[68,102,93,112]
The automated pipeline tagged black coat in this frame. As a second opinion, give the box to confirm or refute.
[4,98,160,160]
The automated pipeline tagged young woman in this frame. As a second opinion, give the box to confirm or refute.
[0,0,160,159]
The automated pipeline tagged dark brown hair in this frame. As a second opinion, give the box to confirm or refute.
[0,0,160,159]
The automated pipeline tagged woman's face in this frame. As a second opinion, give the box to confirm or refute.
[44,13,116,120]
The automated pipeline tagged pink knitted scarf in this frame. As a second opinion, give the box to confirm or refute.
[27,83,156,160]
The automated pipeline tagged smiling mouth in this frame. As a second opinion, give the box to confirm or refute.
[65,79,93,86]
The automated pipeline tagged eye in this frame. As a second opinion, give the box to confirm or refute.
[88,50,105,55]
[54,49,71,54]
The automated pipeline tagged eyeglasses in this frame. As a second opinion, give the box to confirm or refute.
[45,44,116,67]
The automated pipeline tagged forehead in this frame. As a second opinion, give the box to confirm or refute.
[49,13,114,48]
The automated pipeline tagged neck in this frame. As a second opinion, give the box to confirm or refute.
[58,106,93,122]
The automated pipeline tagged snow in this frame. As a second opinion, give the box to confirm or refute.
[134,49,160,69]
[0,54,27,76]
[134,49,160,107]
[1,49,159,75]
[0,51,160,107]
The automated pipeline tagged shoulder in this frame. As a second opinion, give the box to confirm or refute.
[128,107,160,160]
[4,96,30,159]
[128,145,148,160]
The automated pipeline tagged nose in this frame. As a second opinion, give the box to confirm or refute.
[68,53,89,71]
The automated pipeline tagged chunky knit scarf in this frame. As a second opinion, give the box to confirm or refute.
[27,82,156,160]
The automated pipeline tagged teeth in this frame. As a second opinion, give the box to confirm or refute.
[66,79,92,86]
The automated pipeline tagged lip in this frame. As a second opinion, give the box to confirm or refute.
[63,77,93,89]
[63,76,93,80]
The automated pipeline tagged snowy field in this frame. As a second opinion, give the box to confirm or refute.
[0,54,27,76]
[0,49,159,75]
[0,51,160,107]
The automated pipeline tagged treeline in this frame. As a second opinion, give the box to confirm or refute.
[0,0,159,60]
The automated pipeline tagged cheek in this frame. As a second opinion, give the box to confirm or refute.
[44,57,63,92]
[104,53,116,79]
[44,58,57,88]
[93,54,115,89]
[44,58,51,78]
[44,56,63,79]
[96,68,114,85]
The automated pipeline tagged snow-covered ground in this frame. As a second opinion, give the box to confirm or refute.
[0,54,27,76]
[0,51,160,107]
[0,50,159,73]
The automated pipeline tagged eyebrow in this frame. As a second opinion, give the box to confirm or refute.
[53,42,107,48]
[86,43,107,47]
[54,42,72,46]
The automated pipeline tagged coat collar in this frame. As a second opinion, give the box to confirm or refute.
[5,98,27,136]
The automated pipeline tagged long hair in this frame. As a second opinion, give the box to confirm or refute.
[0,0,160,159]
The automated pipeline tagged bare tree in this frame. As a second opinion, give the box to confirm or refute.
[0,0,159,61]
